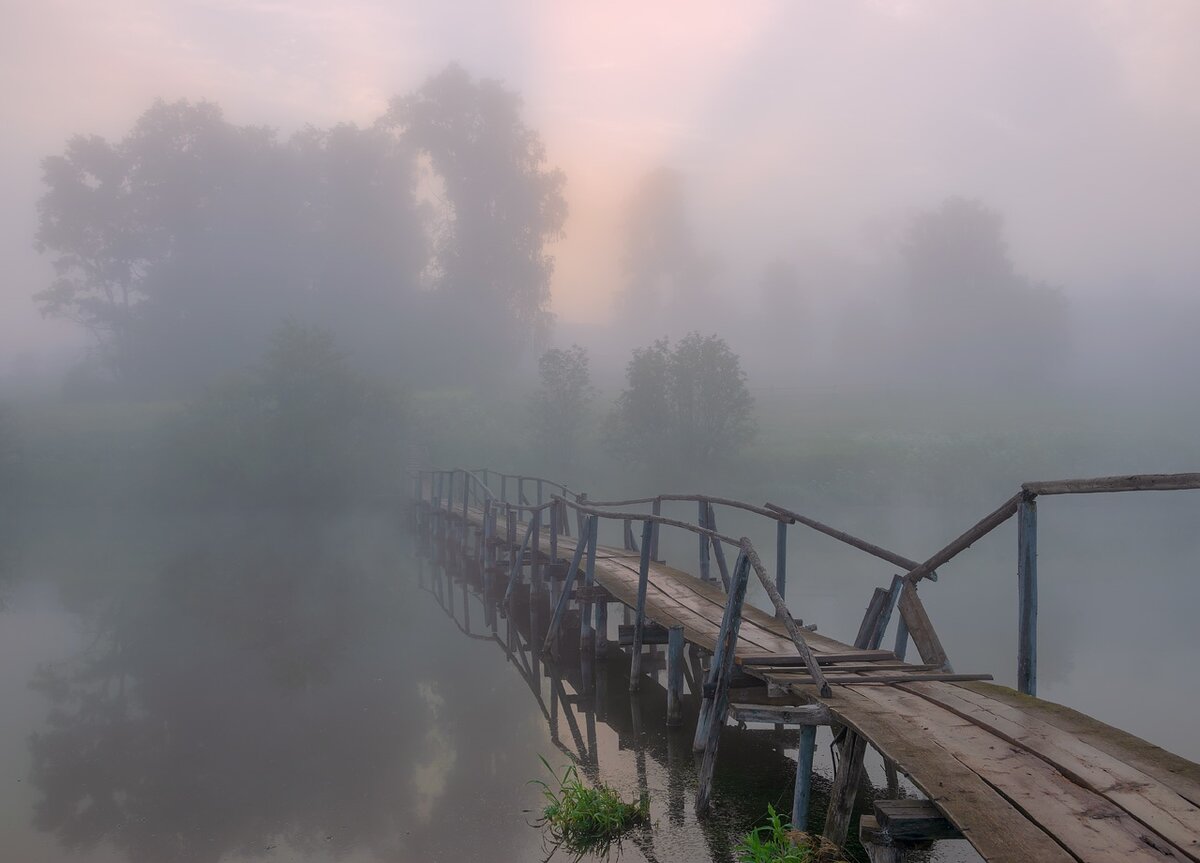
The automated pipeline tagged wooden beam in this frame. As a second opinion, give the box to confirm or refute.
[738,650,897,666]
[743,541,831,697]
[897,582,951,671]
[1023,472,1200,495]
[727,703,834,725]
[764,502,928,576]
[874,798,963,842]
[905,492,1022,583]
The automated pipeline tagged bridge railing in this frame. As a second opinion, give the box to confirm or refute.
[894,472,1200,696]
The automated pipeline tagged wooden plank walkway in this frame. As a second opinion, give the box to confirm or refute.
[436,497,1200,863]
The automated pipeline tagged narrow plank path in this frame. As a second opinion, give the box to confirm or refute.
[446,501,1200,863]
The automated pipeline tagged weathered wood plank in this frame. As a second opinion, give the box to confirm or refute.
[1023,473,1200,495]
[902,682,1200,860]
[853,685,1187,862]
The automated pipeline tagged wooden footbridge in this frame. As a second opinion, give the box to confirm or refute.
[413,469,1200,862]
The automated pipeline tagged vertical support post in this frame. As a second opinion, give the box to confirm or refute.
[706,503,731,592]
[695,552,753,812]
[518,477,525,505]
[580,516,598,652]
[530,507,543,646]
[543,521,590,655]
[893,595,910,661]
[824,731,869,846]
[650,498,662,561]
[1017,492,1038,696]
[792,724,816,830]
[775,520,788,615]
[549,500,559,563]
[629,519,655,692]
[595,592,608,659]
[666,625,684,726]
[537,479,544,506]
[698,501,711,582]
[501,474,507,503]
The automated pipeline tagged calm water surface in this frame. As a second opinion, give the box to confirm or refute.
[1,499,1195,863]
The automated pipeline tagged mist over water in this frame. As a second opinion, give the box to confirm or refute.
[2,2,1199,861]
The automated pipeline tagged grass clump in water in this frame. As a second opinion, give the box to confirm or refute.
[531,756,649,860]
[736,805,845,863]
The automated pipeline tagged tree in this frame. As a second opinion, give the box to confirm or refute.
[608,333,754,466]
[531,345,593,469]
[35,100,426,393]
[385,65,567,371]
[616,168,716,335]
[901,197,1067,383]
[161,322,405,505]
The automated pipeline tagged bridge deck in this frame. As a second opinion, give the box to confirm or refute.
[448,502,1200,863]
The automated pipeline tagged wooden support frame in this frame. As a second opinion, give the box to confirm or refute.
[543,520,593,655]
[629,520,655,692]
[695,551,754,813]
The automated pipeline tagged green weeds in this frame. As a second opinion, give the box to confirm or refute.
[736,805,843,863]
[530,756,649,861]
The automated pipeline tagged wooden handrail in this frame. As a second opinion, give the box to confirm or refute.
[553,495,743,547]
[1022,473,1200,495]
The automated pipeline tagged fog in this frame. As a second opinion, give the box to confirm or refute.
[1,3,1199,862]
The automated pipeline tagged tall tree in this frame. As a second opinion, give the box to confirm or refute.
[617,168,716,335]
[531,345,593,470]
[901,197,1067,383]
[608,333,754,467]
[385,65,567,370]
[35,100,427,393]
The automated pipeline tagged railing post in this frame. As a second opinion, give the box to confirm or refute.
[549,500,559,564]
[651,498,662,561]
[1018,492,1038,696]
[580,515,598,653]
[537,479,544,506]
[698,501,711,582]
[501,474,507,503]
[629,519,655,692]
[775,520,788,616]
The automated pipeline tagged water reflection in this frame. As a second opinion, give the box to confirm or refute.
[415,537,910,863]
[27,517,424,862]
[8,515,921,863]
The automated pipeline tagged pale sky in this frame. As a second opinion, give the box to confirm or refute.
[3,0,1199,363]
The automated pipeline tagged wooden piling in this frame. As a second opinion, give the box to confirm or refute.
[629,520,655,692]
[666,625,684,726]
[824,730,868,846]
[792,724,817,831]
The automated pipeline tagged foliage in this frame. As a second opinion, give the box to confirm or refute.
[608,332,755,467]
[901,197,1068,384]
[160,322,406,506]
[617,167,716,334]
[385,64,568,370]
[530,757,649,861]
[35,67,565,393]
[532,345,594,469]
[736,805,845,863]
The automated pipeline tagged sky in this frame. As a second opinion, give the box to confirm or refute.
[2,0,1199,366]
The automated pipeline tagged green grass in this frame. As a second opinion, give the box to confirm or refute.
[530,757,649,861]
[736,805,842,863]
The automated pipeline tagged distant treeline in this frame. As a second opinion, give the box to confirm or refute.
[36,64,564,395]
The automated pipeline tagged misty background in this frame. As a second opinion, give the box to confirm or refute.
[1,3,1199,862]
